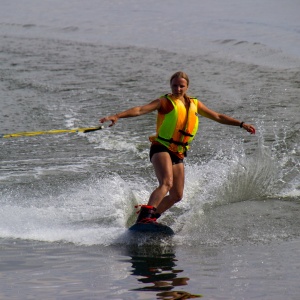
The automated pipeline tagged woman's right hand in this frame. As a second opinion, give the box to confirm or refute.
[99,115,119,127]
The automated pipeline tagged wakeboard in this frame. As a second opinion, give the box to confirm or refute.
[129,223,174,235]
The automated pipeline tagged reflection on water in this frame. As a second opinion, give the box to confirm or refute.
[126,243,202,299]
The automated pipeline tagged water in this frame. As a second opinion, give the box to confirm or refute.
[0,0,299,299]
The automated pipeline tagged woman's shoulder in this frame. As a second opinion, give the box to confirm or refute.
[158,94,173,114]
[187,96,204,112]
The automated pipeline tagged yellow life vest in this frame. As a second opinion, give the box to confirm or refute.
[149,94,199,154]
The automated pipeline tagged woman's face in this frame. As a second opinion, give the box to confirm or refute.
[170,77,188,98]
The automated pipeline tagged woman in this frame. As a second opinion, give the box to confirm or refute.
[100,71,256,224]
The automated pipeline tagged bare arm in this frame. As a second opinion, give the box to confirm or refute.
[100,99,161,127]
[198,101,256,134]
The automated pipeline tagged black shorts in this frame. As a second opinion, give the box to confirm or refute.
[149,144,184,165]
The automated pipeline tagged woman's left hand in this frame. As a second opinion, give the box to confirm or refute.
[242,123,256,134]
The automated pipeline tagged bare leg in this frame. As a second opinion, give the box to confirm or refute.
[147,151,173,208]
[147,152,184,214]
[156,162,184,214]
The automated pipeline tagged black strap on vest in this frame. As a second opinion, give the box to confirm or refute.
[157,135,189,147]
[178,129,194,137]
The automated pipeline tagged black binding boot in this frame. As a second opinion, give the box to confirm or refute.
[136,205,157,224]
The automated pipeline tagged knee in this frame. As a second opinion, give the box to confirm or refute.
[160,178,173,192]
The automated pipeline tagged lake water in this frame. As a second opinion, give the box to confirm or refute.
[0,0,299,299]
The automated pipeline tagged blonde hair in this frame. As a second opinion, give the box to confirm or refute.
[169,71,190,87]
